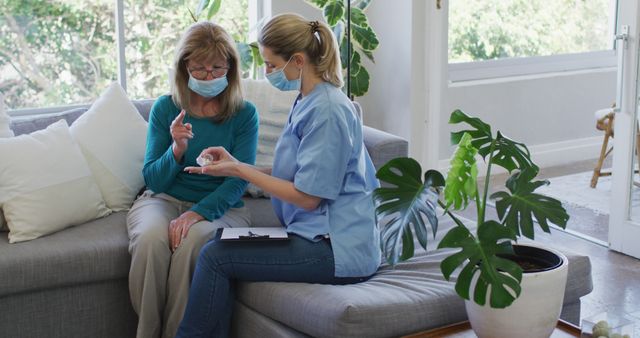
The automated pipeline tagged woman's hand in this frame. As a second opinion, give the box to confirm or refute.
[184,147,240,177]
[170,110,193,161]
[168,210,203,252]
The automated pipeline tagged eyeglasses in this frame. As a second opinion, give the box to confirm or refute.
[188,66,229,80]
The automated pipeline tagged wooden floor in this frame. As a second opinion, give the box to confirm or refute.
[453,158,640,336]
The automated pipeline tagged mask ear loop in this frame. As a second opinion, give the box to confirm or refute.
[294,55,304,92]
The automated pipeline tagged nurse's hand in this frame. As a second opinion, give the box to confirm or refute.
[184,146,240,177]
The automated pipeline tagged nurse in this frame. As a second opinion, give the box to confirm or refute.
[176,13,381,337]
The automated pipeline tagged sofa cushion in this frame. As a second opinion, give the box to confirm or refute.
[0,212,130,297]
[242,197,281,227]
[237,247,465,338]
[10,107,87,136]
[69,82,148,211]
[236,217,593,338]
[0,94,11,232]
[0,120,111,243]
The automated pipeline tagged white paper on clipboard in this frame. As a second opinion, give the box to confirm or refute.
[220,227,289,241]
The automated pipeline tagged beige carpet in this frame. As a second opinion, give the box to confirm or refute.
[536,170,640,216]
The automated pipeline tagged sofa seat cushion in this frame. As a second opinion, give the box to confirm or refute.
[237,248,466,338]
[0,212,130,297]
[236,217,593,338]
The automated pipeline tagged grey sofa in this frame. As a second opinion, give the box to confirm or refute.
[0,100,592,338]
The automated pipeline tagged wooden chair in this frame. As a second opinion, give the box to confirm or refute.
[591,105,640,188]
[590,107,615,188]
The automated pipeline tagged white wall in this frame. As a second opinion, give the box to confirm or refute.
[271,1,616,171]
[442,69,616,172]
[271,0,322,21]
[352,1,413,142]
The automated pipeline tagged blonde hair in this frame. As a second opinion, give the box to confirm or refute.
[259,13,343,88]
[172,21,243,123]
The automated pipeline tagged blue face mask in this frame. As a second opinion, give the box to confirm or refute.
[188,74,228,98]
[266,57,301,91]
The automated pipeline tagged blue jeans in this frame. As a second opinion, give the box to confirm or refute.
[175,230,370,338]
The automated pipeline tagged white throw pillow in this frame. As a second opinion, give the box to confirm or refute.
[0,93,13,232]
[70,82,148,211]
[241,79,298,197]
[0,120,111,243]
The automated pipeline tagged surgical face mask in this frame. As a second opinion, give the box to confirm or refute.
[266,57,301,91]
[188,74,228,98]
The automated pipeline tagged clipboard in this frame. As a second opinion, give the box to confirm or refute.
[220,227,289,241]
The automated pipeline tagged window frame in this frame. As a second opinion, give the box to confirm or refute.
[449,50,617,83]
[447,0,619,83]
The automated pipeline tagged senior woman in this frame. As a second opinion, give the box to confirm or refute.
[126,21,258,338]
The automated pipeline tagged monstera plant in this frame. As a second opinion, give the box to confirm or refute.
[373,109,570,309]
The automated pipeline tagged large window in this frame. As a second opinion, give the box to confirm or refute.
[2,0,117,110]
[1,0,249,111]
[448,0,616,81]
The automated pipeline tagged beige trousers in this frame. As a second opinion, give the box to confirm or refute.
[126,191,250,338]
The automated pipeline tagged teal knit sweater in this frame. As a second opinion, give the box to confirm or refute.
[142,95,258,221]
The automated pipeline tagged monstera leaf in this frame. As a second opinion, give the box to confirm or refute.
[491,132,537,173]
[438,221,522,308]
[491,168,569,239]
[373,158,444,264]
[450,109,492,153]
[450,110,536,173]
[444,133,478,210]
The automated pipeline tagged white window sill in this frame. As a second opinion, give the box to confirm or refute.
[448,50,616,84]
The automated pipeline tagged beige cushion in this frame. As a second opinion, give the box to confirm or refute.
[241,79,298,197]
[0,120,110,243]
[69,82,148,211]
[0,94,13,232]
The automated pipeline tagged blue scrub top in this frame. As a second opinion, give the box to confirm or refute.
[271,82,381,278]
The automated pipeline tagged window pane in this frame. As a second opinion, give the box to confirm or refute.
[123,0,192,100]
[448,0,613,63]
[1,0,117,110]
[124,0,249,100]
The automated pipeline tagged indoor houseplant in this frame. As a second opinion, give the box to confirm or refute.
[373,109,571,337]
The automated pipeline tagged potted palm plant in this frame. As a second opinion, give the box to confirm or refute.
[373,110,571,338]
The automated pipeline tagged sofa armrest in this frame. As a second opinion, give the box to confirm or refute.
[363,125,408,170]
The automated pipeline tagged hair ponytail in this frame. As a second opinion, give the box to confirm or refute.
[259,13,343,88]
[313,22,343,87]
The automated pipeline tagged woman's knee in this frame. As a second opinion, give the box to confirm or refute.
[131,225,170,255]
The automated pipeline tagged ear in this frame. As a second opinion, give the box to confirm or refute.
[292,53,306,68]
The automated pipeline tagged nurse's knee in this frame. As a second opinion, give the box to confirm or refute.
[197,241,229,272]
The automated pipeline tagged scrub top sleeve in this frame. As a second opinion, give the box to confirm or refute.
[294,111,352,200]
